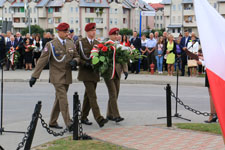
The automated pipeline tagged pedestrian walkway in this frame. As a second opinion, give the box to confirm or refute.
[2,70,205,86]
[89,125,225,150]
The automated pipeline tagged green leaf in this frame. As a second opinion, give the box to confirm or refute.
[99,56,105,62]
[92,57,99,65]
[91,52,99,57]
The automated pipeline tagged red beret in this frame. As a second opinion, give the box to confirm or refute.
[56,22,69,31]
[85,23,96,32]
[109,28,119,35]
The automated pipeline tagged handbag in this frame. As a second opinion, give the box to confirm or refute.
[188,59,197,67]
[164,54,167,59]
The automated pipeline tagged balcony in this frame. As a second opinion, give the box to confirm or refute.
[53,12,62,18]
[13,22,27,28]
[183,9,195,16]
[183,20,197,27]
[12,12,25,18]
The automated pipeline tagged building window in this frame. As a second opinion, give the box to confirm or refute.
[9,8,11,13]
[160,24,162,29]
[34,8,36,13]
[123,9,126,14]
[9,18,11,21]
[34,18,37,23]
[178,28,181,33]
[20,7,24,13]
[123,18,126,24]
[214,3,217,9]
[157,16,159,20]
[115,8,118,14]
[71,7,73,12]
[55,18,61,23]
[48,18,53,24]
[55,7,61,12]
[178,4,182,11]
[85,18,94,23]
[30,18,32,23]
[160,16,162,20]
[48,8,53,13]
[172,28,175,33]
[188,28,192,33]
[76,7,79,13]
[22,18,25,23]
[115,18,117,25]
[157,24,159,28]
[70,18,74,24]
[173,5,176,11]
[95,18,103,24]
[110,8,113,14]
[76,18,79,24]
[95,0,100,3]
[76,28,79,34]
[85,8,94,13]
[5,8,7,13]
[188,16,192,22]
[110,18,113,24]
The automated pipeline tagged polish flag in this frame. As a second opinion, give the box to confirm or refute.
[194,0,225,141]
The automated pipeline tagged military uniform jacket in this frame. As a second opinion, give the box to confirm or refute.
[76,38,100,82]
[32,38,80,85]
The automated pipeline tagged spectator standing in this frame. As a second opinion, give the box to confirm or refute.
[146,33,157,71]
[154,36,164,74]
[5,31,11,45]
[174,38,182,72]
[33,35,43,66]
[141,34,148,71]
[187,36,199,76]
[120,35,130,47]
[162,32,168,72]
[15,32,24,69]
[5,35,16,70]
[130,31,141,74]
[24,38,33,70]
[154,31,159,41]
[42,32,52,48]
[166,34,176,76]
[180,30,191,76]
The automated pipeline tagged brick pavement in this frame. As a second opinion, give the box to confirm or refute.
[88,125,225,150]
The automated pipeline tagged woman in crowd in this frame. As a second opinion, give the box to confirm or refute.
[174,38,182,72]
[120,35,130,47]
[33,35,42,66]
[187,36,199,76]
[154,36,164,74]
[24,38,33,70]
[141,34,148,71]
[166,34,176,76]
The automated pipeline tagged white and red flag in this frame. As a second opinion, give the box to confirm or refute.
[194,0,225,141]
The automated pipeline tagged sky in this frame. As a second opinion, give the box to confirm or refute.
[143,0,162,3]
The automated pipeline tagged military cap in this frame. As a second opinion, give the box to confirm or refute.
[85,23,96,32]
[109,28,119,35]
[56,23,70,31]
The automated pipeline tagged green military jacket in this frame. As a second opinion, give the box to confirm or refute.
[32,38,80,85]
[76,37,100,82]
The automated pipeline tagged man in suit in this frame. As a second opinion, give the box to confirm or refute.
[76,23,108,128]
[15,32,24,69]
[29,23,80,130]
[130,31,141,74]
[6,35,17,70]
[180,30,191,76]
[104,28,128,123]
[0,34,5,69]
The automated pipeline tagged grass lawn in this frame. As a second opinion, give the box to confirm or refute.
[34,136,130,150]
[175,123,222,135]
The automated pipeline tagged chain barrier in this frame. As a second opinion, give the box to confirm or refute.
[16,110,38,150]
[167,88,216,116]
[0,145,4,150]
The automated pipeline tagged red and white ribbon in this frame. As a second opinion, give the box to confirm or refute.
[9,48,15,65]
[110,46,116,79]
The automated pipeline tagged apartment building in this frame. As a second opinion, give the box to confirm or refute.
[0,0,154,38]
[162,0,225,37]
[149,3,165,30]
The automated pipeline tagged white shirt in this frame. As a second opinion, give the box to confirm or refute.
[187,41,199,54]
[57,36,66,45]
[87,37,94,45]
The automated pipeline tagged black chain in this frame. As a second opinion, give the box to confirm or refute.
[169,89,215,116]
[16,110,38,150]
[38,113,69,136]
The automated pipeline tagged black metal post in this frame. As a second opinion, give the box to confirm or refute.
[73,92,79,140]
[24,101,42,150]
[0,145,4,150]
[0,62,3,135]
[166,84,172,127]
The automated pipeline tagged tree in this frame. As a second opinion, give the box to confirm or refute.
[21,25,45,37]
[119,28,133,36]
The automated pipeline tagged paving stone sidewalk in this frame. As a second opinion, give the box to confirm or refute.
[88,125,225,150]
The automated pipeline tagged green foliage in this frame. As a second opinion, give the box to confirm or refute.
[21,25,45,37]
[119,28,133,36]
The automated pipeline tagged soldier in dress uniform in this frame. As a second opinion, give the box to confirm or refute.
[105,28,128,122]
[76,23,108,128]
[29,23,80,130]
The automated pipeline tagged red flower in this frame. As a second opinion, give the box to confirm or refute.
[101,46,108,52]
[110,46,115,51]
[98,44,104,49]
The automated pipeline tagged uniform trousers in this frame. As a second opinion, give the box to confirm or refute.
[49,84,71,127]
[104,75,121,118]
[81,81,103,123]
